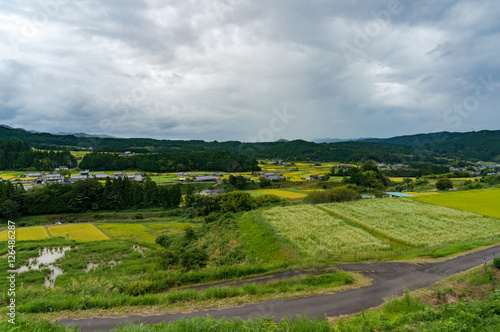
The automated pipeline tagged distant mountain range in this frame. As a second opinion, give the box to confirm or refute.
[0,124,499,162]
[54,132,116,138]
[312,137,372,143]
[0,124,115,139]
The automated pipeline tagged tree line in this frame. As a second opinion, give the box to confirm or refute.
[0,177,182,219]
[79,151,261,172]
[0,140,76,170]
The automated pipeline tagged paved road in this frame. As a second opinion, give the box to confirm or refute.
[60,245,500,331]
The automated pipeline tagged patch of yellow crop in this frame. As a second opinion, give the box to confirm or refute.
[254,189,307,199]
[0,226,49,241]
[412,188,500,218]
[389,177,416,182]
[98,223,196,242]
[98,224,156,242]
[48,224,109,242]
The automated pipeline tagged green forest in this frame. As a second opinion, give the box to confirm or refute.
[2,126,499,162]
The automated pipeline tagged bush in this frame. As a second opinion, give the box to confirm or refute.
[155,234,171,248]
[436,178,453,191]
[305,186,360,204]
[494,257,500,269]
[183,207,199,218]
[180,247,208,270]
[204,212,221,223]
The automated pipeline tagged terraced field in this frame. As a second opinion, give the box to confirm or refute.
[97,223,196,243]
[47,224,109,242]
[0,226,49,241]
[254,189,307,199]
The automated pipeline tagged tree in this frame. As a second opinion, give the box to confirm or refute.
[1,199,21,219]
[436,178,453,191]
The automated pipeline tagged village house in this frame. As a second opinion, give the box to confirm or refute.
[193,175,219,183]
[45,173,65,183]
[200,188,225,196]
[21,172,45,178]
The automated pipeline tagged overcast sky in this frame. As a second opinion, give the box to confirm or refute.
[1,0,499,142]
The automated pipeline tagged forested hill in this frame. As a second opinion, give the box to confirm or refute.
[1,125,499,162]
[0,141,77,170]
[361,130,500,161]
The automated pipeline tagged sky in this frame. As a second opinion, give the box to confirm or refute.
[1,0,500,142]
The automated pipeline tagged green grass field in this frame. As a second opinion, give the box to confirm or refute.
[411,188,500,218]
[0,226,49,241]
[47,224,109,242]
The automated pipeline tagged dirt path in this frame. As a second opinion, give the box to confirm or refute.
[60,245,500,332]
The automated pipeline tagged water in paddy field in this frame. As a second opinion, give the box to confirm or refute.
[16,247,71,288]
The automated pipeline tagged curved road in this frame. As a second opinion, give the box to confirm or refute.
[61,245,500,331]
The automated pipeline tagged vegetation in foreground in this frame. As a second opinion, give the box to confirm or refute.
[5,262,500,331]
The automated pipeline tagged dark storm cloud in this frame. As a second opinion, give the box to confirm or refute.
[0,0,499,140]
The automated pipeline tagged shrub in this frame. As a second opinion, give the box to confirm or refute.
[155,234,171,248]
[436,178,453,191]
[204,212,221,223]
[180,247,208,270]
[183,207,199,218]
[305,186,360,204]
[494,257,500,269]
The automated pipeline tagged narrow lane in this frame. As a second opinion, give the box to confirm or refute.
[61,245,500,332]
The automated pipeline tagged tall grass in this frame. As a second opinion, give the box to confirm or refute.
[10,272,353,313]
[239,212,295,263]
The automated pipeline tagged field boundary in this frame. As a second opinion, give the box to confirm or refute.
[315,205,415,248]
[252,210,301,260]
[93,223,111,239]
[43,226,52,238]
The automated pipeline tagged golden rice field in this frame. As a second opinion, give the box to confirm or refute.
[97,224,156,242]
[0,226,49,241]
[411,188,500,219]
[261,205,390,256]
[319,199,500,247]
[389,177,416,182]
[97,223,195,243]
[48,224,109,242]
[254,189,307,199]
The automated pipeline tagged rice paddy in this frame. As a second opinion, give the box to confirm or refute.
[97,222,196,243]
[47,224,109,242]
[254,189,307,199]
[0,226,49,241]
[411,188,500,218]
